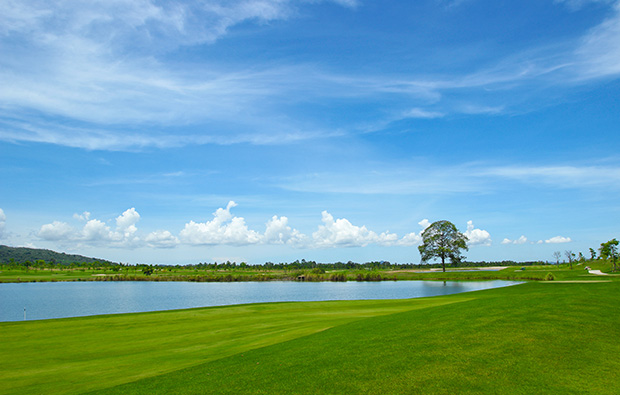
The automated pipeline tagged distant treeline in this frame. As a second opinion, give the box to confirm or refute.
[0,244,547,271]
[170,259,548,271]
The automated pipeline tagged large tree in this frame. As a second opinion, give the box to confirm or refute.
[418,220,468,272]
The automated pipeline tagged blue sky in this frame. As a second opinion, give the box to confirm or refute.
[1,0,619,265]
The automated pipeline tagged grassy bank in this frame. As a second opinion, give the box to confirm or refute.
[0,260,615,283]
[2,280,619,394]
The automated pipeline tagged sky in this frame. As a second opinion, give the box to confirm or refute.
[1,0,619,265]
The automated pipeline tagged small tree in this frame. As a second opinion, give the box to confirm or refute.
[142,265,154,276]
[564,250,575,269]
[553,251,562,265]
[599,239,619,272]
[589,248,597,260]
[418,220,468,272]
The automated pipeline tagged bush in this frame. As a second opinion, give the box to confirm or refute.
[545,272,555,281]
[329,273,347,282]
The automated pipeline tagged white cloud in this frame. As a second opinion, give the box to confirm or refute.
[29,204,500,253]
[403,108,444,119]
[464,220,492,246]
[480,164,620,189]
[545,235,572,244]
[555,0,615,11]
[81,219,115,242]
[575,1,620,79]
[73,211,91,221]
[397,232,422,246]
[501,235,528,245]
[0,0,363,151]
[145,230,179,248]
[0,208,5,238]
[39,208,143,247]
[0,0,618,155]
[418,219,431,230]
[116,208,140,239]
[0,1,315,52]
[179,201,261,245]
[311,211,400,248]
[263,215,306,245]
[38,221,75,241]
[179,205,425,248]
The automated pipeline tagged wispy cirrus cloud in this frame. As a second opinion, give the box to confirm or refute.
[554,0,615,11]
[480,164,620,188]
[574,1,620,79]
[275,161,620,197]
[1,0,620,152]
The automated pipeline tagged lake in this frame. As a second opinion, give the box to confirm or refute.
[0,280,522,322]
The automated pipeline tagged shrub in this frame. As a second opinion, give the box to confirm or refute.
[545,272,555,281]
[329,273,347,282]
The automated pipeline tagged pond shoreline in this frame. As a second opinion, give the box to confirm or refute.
[0,279,523,322]
[0,271,544,283]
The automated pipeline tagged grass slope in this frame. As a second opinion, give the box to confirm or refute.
[2,281,618,394]
[1,296,464,394]
[95,282,620,395]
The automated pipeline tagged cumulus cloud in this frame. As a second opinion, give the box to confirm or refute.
[81,219,114,242]
[115,208,140,239]
[263,215,306,245]
[0,208,7,238]
[397,232,422,246]
[545,235,572,244]
[418,219,431,230]
[311,211,400,248]
[464,220,492,246]
[501,235,528,245]
[145,230,179,248]
[39,208,142,247]
[32,203,465,251]
[179,201,261,245]
[38,221,75,241]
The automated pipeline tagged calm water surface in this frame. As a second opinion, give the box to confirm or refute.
[0,280,521,322]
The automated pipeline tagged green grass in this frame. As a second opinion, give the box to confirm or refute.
[96,281,620,395]
[1,260,616,283]
[0,295,464,394]
[2,280,619,394]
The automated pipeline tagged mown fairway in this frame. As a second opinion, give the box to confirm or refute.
[2,279,619,394]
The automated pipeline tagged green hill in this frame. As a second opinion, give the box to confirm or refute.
[0,245,116,265]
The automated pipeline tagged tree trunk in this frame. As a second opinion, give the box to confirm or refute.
[441,256,445,272]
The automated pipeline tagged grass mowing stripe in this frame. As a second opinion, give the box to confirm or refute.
[1,295,469,394]
[95,282,620,395]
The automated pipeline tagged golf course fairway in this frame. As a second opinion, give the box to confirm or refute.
[1,281,619,394]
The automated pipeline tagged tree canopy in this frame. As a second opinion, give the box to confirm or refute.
[418,220,468,272]
[599,238,619,272]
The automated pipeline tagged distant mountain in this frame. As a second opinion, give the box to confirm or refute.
[0,245,116,265]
